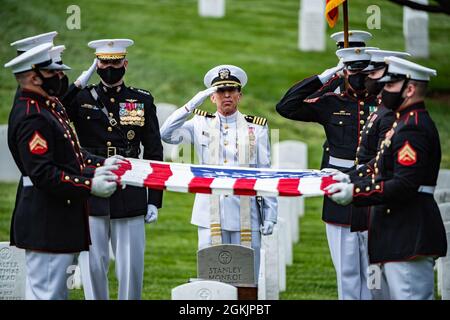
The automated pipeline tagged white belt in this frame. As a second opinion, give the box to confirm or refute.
[328,156,355,169]
[418,185,435,194]
[23,176,33,187]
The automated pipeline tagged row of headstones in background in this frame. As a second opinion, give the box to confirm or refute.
[435,169,450,300]
[291,0,430,57]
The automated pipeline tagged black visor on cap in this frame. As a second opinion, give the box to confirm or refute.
[336,41,366,49]
[345,60,370,71]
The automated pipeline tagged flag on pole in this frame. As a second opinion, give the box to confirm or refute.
[325,0,346,28]
[112,158,337,197]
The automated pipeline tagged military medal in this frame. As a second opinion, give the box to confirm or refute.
[127,130,135,140]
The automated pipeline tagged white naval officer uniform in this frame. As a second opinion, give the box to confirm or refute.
[160,103,277,278]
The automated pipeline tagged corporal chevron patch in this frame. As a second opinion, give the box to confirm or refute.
[29,131,48,155]
[398,141,417,166]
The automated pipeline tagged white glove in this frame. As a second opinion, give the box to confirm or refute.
[94,164,119,177]
[325,182,354,206]
[145,204,158,224]
[103,155,126,166]
[184,87,217,112]
[91,171,118,198]
[318,60,345,84]
[320,168,340,174]
[261,220,275,236]
[75,59,98,89]
[336,58,345,77]
[332,171,351,183]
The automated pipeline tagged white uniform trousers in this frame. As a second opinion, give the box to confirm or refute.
[25,250,76,300]
[79,215,145,300]
[198,227,261,281]
[375,257,435,300]
[326,224,372,300]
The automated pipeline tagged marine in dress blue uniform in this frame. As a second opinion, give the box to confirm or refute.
[328,57,447,300]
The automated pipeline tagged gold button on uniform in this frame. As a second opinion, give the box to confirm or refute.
[85,180,90,186]
[224,141,228,146]
[65,176,70,180]
[109,113,114,117]
[339,121,343,125]
[67,200,71,205]
[87,159,92,164]
[359,101,364,106]
[355,188,361,193]
[387,209,391,214]
[110,98,115,103]
[224,159,228,164]
[107,141,112,147]
[74,178,79,183]
[360,120,365,125]
[375,185,380,190]
[224,124,229,129]
[87,116,91,120]
[108,127,113,132]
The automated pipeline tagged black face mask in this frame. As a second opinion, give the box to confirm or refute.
[97,66,125,85]
[381,81,408,111]
[348,73,367,92]
[58,74,69,97]
[364,77,384,96]
[37,71,62,97]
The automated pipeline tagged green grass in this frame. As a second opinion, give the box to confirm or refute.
[0,0,449,299]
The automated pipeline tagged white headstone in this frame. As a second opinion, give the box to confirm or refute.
[0,242,26,300]
[261,228,279,300]
[277,199,293,266]
[437,169,450,189]
[277,219,287,292]
[403,0,429,58]
[441,222,450,300]
[199,0,225,18]
[172,280,237,300]
[272,140,308,244]
[298,0,326,52]
[0,125,21,182]
[156,103,180,161]
[257,248,266,300]
[435,188,450,204]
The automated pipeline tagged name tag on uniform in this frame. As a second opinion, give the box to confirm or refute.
[81,104,99,110]
[333,110,351,116]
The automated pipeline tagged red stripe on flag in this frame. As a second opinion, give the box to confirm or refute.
[188,177,215,194]
[112,160,132,186]
[143,163,173,190]
[320,176,337,195]
[233,178,257,196]
[278,178,301,196]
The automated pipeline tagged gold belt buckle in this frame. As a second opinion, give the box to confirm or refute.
[107,146,117,157]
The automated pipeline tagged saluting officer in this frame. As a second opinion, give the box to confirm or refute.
[4,43,118,300]
[309,31,373,169]
[160,65,277,277]
[67,39,163,300]
[10,31,97,104]
[327,57,447,300]
[335,50,410,234]
[276,47,379,300]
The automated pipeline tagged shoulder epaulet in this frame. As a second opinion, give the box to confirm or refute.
[244,114,267,126]
[401,110,421,126]
[193,108,215,118]
[129,86,151,96]
[18,97,42,115]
